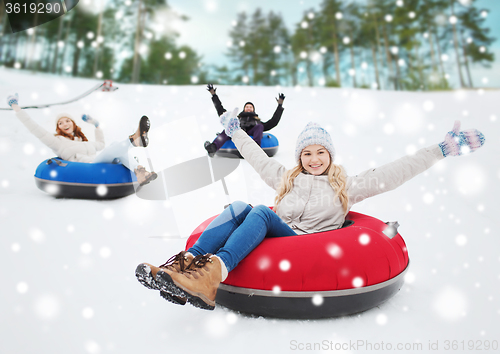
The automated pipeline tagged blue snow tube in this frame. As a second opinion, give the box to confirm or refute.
[34,158,136,199]
[216,133,279,158]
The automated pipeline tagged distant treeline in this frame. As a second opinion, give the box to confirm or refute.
[0,0,495,90]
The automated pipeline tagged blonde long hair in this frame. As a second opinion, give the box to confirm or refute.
[274,160,349,214]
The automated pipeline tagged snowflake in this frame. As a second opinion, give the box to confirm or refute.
[404,272,415,284]
[376,313,388,325]
[423,100,434,112]
[103,208,115,219]
[352,277,364,288]
[82,307,95,319]
[17,282,29,294]
[81,243,92,254]
[358,234,370,245]
[383,123,395,135]
[312,294,324,306]
[279,259,291,272]
[30,228,45,243]
[327,243,343,259]
[433,287,467,321]
[100,247,111,259]
[34,294,60,319]
[455,234,467,246]
[422,192,434,204]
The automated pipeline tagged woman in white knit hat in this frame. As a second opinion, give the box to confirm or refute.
[137,107,485,311]
[7,94,157,186]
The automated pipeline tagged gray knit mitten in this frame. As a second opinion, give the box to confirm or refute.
[438,121,485,157]
[220,107,240,137]
[7,93,19,107]
[82,114,100,128]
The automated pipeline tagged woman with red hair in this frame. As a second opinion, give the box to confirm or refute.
[7,93,156,186]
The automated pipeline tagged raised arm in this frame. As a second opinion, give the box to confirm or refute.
[347,121,485,208]
[262,93,285,131]
[207,84,227,117]
[7,94,62,151]
[347,144,444,207]
[221,108,286,189]
[82,114,105,151]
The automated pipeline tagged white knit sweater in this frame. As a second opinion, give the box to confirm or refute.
[16,110,105,163]
[231,129,445,234]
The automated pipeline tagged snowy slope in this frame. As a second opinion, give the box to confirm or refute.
[0,67,499,354]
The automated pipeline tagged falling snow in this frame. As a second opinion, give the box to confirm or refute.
[358,234,370,245]
[433,287,468,321]
[279,259,291,272]
[0,68,497,353]
[376,313,388,325]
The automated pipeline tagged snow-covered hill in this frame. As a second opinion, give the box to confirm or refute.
[0,67,498,354]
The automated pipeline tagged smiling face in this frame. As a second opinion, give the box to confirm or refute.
[244,104,254,112]
[57,117,75,135]
[300,144,331,175]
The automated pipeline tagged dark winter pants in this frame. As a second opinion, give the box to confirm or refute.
[212,124,264,151]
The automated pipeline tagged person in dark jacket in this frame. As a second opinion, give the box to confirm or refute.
[204,84,285,157]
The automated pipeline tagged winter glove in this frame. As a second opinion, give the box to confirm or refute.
[438,120,485,157]
[7,93,19,107]
[276,93,285,105]
[82,114,100,128]
[220,107,240,137]
[207,83,217,95]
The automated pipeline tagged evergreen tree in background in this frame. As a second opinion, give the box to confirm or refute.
[0,0,203,84]
[455,1,495,87]
[0,0,496,89]
[291,10,318,87]
[227,10,290,85]
[318,0,345,87]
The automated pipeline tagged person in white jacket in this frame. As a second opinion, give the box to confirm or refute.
[7,94,157,186]
[136,107,485,311]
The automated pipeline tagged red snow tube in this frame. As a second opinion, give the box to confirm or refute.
[185,211,409,319]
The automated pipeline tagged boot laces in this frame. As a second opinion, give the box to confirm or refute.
[182,254,213,279]
[159,251,190,272]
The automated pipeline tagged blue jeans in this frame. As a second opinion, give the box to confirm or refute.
[188,201,297,272]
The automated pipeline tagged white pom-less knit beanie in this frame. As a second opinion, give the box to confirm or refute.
[55,113,75,125]
[295,122,335,162]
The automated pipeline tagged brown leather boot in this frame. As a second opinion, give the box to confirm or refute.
[135,251,194,305]
[155,254,222,310]
[134,165,157,186]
